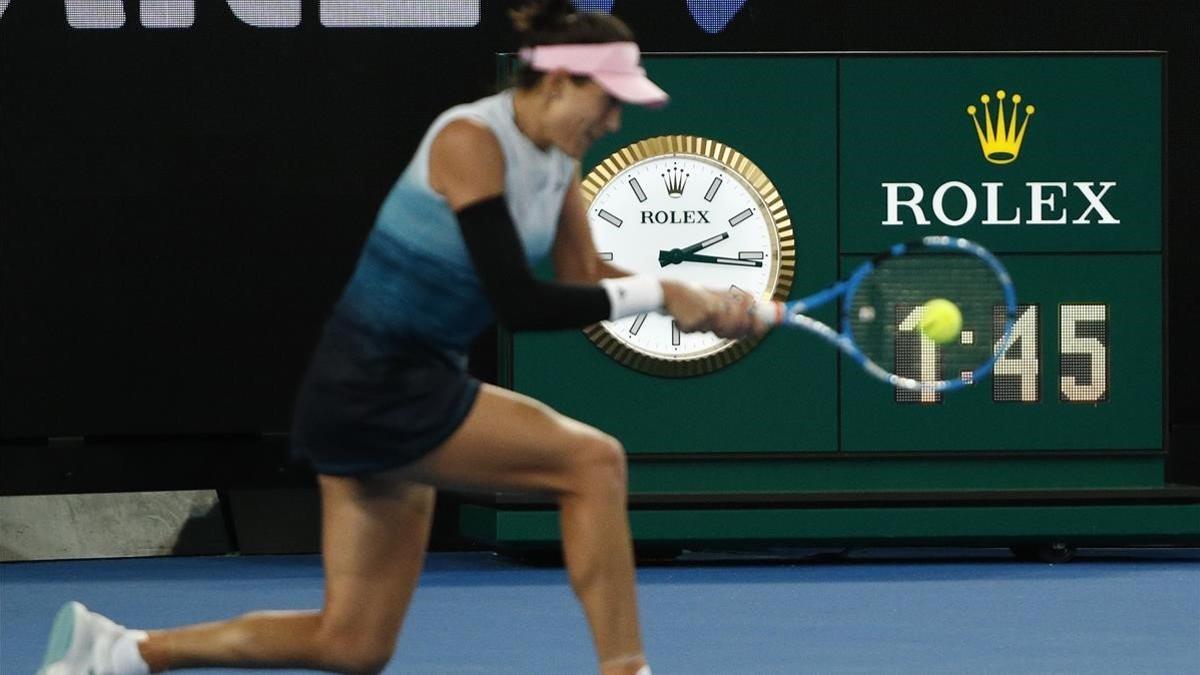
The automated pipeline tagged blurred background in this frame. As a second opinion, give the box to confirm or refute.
[1,0,1197,559]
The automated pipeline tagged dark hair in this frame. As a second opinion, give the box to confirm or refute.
[509,0,635,89]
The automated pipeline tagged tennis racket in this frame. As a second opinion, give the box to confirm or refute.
[754,236,1018,394]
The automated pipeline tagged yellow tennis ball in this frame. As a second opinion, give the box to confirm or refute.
[918,298,962,344]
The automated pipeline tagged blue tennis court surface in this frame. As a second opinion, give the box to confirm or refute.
[4,549,1198,674]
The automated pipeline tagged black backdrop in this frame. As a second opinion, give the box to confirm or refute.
[2,1,1198,487]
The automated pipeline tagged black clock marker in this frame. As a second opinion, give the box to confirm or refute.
[704,177,722,202]
[729,209,753,227]
[630,313,647,336]
[629,178,648,203]
[598,209,623,228]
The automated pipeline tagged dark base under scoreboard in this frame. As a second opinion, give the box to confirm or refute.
[459,455,1200,557]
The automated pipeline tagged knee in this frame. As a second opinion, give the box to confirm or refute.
[567,431,628,497]
[396,483,436,520]
[314,626,396,675]
[359,477,436,518]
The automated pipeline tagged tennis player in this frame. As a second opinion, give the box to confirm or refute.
[38,2,761,673]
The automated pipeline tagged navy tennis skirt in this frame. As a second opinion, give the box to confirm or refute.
[290,313,481,476]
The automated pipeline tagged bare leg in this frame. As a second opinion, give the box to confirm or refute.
[137,475,435,674]
[401,384,647,675]
[558,476,643,671]
[130,383,646,674]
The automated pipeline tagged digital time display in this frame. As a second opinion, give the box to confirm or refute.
[893,303,1109,405]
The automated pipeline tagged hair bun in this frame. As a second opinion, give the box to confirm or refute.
[510,0,575,38]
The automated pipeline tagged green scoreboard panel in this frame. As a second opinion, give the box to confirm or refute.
[838,57,1162,453]
[504,53,1163,476]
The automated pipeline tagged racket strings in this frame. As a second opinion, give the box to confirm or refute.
[849,251,1009,385]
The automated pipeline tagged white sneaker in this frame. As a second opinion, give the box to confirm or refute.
[38,601,145,675]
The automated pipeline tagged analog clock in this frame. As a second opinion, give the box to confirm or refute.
[581,135,795,376]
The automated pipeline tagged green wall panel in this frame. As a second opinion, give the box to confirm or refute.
[504,54,1163,462]
[479,54,1181,547]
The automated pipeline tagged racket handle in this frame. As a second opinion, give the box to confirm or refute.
[752,300,787,326]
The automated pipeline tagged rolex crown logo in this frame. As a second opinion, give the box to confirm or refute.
[662,163,689,198]
[967,89,1035,165]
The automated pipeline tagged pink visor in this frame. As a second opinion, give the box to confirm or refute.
[518,42,669,108]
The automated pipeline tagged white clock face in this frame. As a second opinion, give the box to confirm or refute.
[587,152,783,362]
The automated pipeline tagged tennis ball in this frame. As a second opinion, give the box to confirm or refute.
[918,298,962,344]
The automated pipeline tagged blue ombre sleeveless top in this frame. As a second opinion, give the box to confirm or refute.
[333,90,577,359]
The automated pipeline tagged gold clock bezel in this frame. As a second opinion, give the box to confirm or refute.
[580,135,795,377]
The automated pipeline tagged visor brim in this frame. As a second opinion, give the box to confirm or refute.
[592,71,670,108]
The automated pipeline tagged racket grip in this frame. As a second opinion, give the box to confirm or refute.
[752,300,787,326]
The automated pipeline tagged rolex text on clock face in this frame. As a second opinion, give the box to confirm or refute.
[583,139,792,374]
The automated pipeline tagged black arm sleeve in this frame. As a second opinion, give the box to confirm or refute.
[456,195,612,331]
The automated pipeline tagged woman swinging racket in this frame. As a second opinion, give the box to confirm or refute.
[39,2,760,673]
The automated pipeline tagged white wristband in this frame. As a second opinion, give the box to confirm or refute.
[599,276,664,320]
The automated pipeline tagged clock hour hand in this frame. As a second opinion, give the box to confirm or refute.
[658,232,730,266]
[678,253,763,268]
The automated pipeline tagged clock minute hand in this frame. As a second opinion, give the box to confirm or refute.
[679,253,763,268]
[659,232,730,267]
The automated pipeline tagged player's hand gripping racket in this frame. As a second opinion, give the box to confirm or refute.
[754,236,1018,394]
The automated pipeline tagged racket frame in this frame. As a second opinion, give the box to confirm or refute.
[769,236,1018,393]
